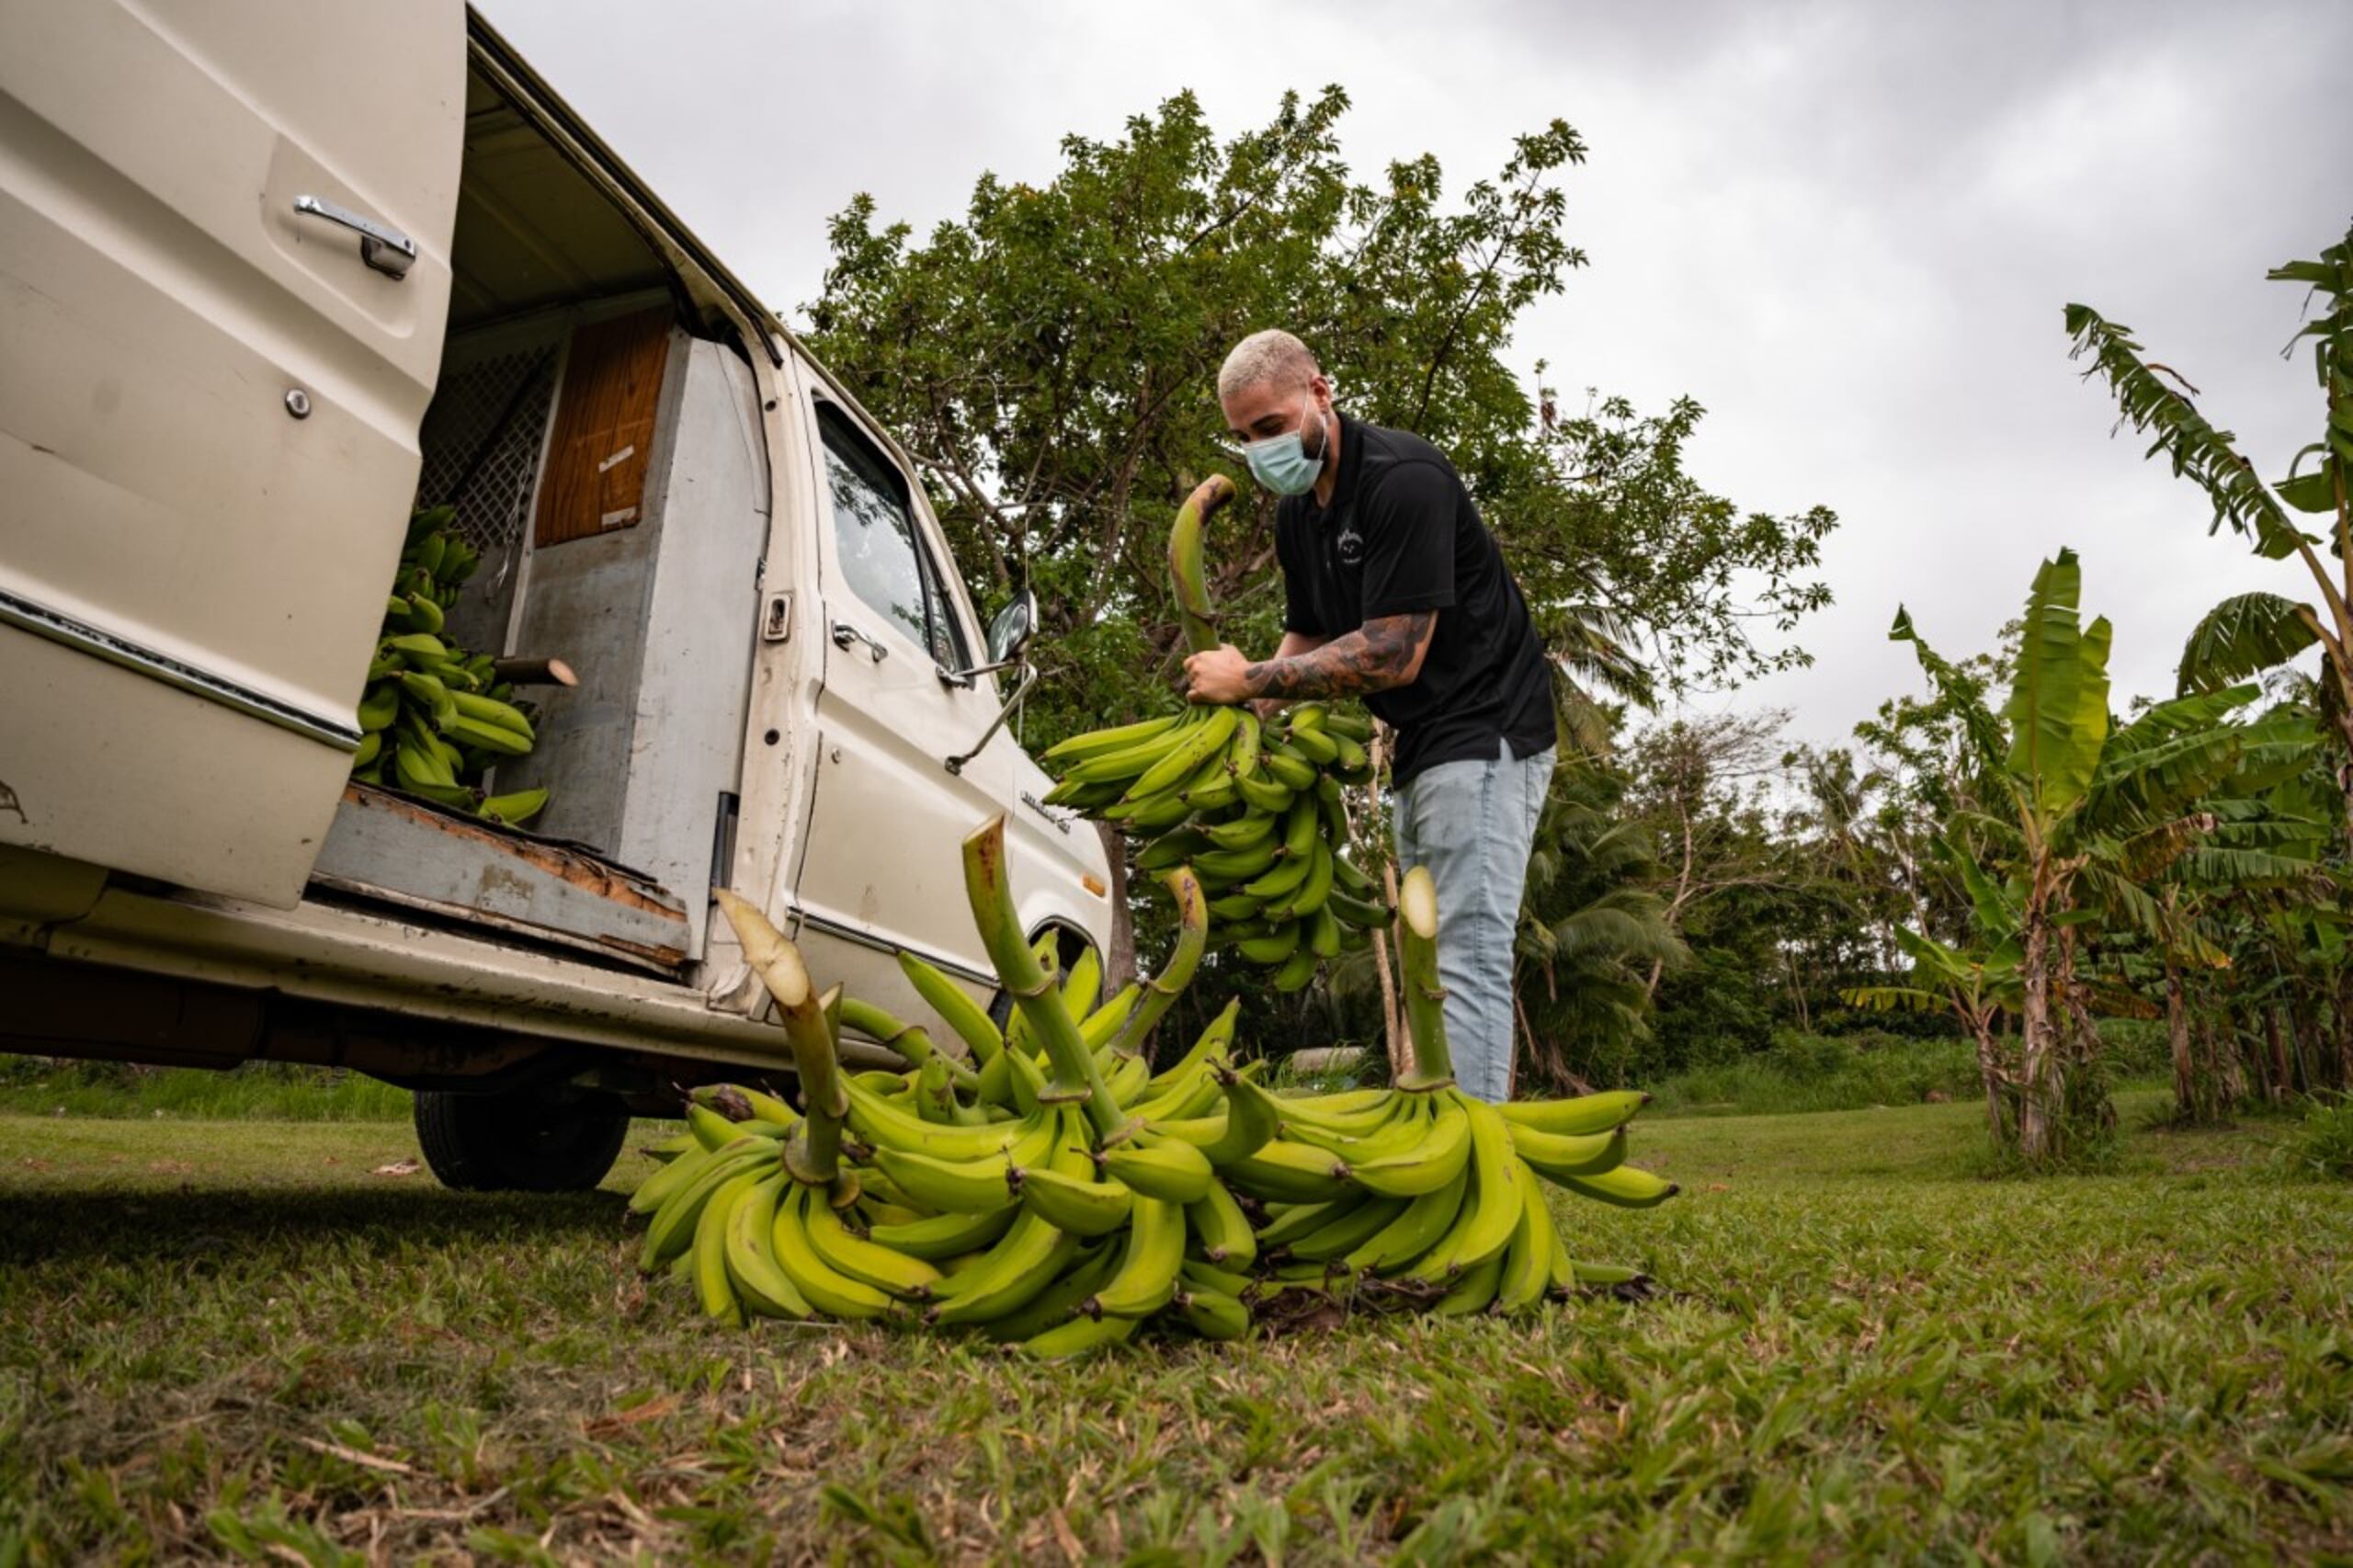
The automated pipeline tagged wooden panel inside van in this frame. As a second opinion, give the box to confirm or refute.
[535,308,671,545]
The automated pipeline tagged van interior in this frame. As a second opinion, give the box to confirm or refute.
[308,53,771,983]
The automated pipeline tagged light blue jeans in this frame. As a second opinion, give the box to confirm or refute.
[1392,739,1555,1103]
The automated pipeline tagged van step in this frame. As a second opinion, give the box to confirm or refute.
[310,783,688,974]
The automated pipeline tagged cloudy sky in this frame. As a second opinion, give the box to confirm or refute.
[480,0,2347,748]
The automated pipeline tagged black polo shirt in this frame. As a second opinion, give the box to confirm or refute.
[1273,414,1556,786]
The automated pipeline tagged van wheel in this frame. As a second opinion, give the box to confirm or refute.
[990,928,1097,1028]
[413,1084,631,1192]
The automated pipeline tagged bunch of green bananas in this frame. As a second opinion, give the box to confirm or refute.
[630,817,1672,1354]
[351,506,548,826]
[1224,864,1669,1318]
[1039,475,1392,992]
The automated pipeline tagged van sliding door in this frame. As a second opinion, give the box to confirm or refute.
[0,1,464,905]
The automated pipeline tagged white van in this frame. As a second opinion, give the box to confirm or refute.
[0,3,1111,1188]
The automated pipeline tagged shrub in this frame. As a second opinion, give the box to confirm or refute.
[2274,1093,2353,1181]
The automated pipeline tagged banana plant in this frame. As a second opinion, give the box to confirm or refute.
[1844,917,2021,1141]
[2066,221,2353,837]
[1889,551,2290,1161]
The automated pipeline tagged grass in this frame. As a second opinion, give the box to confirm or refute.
[0,1058,412,1122]
[1642,1029,2171,1120]
[3,1096,2349,1562]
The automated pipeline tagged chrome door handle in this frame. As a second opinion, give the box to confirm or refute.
[292,194,416,278]
[831,621,888,663]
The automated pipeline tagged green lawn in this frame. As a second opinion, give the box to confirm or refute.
[3,1095,2348,1562]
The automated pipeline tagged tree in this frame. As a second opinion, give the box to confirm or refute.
[802,87,1837,983]
[2065,222,2353,835]
[1620,711,1792,1005]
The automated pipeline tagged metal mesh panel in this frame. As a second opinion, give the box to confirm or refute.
[413,345,560,553]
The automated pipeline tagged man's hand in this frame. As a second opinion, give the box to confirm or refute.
[1183,643,1255,706]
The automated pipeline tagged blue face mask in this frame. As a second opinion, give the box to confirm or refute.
[1244,394,1328,496]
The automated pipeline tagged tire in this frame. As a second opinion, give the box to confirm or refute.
[989,926,1097,1028]
[413,1082,631,1193]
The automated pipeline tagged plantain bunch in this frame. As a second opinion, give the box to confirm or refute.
[353,506,548,825]
[1038,475,1392,991]
[625,816,1674,1356]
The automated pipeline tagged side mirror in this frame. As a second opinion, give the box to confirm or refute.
[985,589,1037,665]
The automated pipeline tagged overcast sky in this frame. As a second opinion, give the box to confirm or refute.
[480,0,2347,749]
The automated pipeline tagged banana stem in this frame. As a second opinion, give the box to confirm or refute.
[1393,866,1457,1090]
[713,888,849,1184]
[962,816,1126,1140]
[1169,474,1237,654]
[1108,867,1207,1060]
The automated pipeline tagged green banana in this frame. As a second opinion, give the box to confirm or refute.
[480,788,550,826]
[1099,1133,1215,1204]
[692,1169,756,1325]
[1168,472,1235,653]
[1285,1194,1409,1264]
[1497,1090,1651,1138]
[1043,714,1181,760]
[896,950,1005,1063]
[1235,922,1302,964]
[1348,1164,1468,1276]
[925,1211,1085,1327]
[1184,1180,1256,1268]
[1493,1177,1556,1314]
[1017,1309,1138,1359]
[445,713,531,756]
[1223,1140,1355,1203]
[1085,1194,1186,1319]
[1267,843,1335,921]
[1551,1164,1679,1209]
[1350,1093,1472,1199]
[1173,1287,1251,1341]
[1197,1070,1281,1165]
[1123,704,1239,801]
[639,1139,777,1270]
[770,1184,902,1320]
[867,1203,1019,1262]
[723,1173,813,1319]
[870,1142,1022,1215]
[1446,1098,1526,1269]
[357,683,401,732]
[1509,1124,1629,1181]
[983,1241,1123,1344]
[1270,945,1319,994]
[1285,724,1338,765]
[1432,1249,1505,1316]
[1181,1257,1256,1298]
[449,689,535,739]
[802,1192,944,1298]
[1014,1164,1133,1236]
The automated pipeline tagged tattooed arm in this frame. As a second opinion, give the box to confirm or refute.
[1246,631,1328,718]
[1184,613,1437,705]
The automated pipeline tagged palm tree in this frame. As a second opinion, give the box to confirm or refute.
[1512,762,1688,1093]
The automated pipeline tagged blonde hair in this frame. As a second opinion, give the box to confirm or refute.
[1217,329,1322,403]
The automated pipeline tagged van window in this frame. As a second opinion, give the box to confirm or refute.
[816,404,971,670]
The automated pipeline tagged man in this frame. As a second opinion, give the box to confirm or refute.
[1183,328,1557,1104]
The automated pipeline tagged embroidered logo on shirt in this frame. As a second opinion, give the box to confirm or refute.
[1336,524,1364,565]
